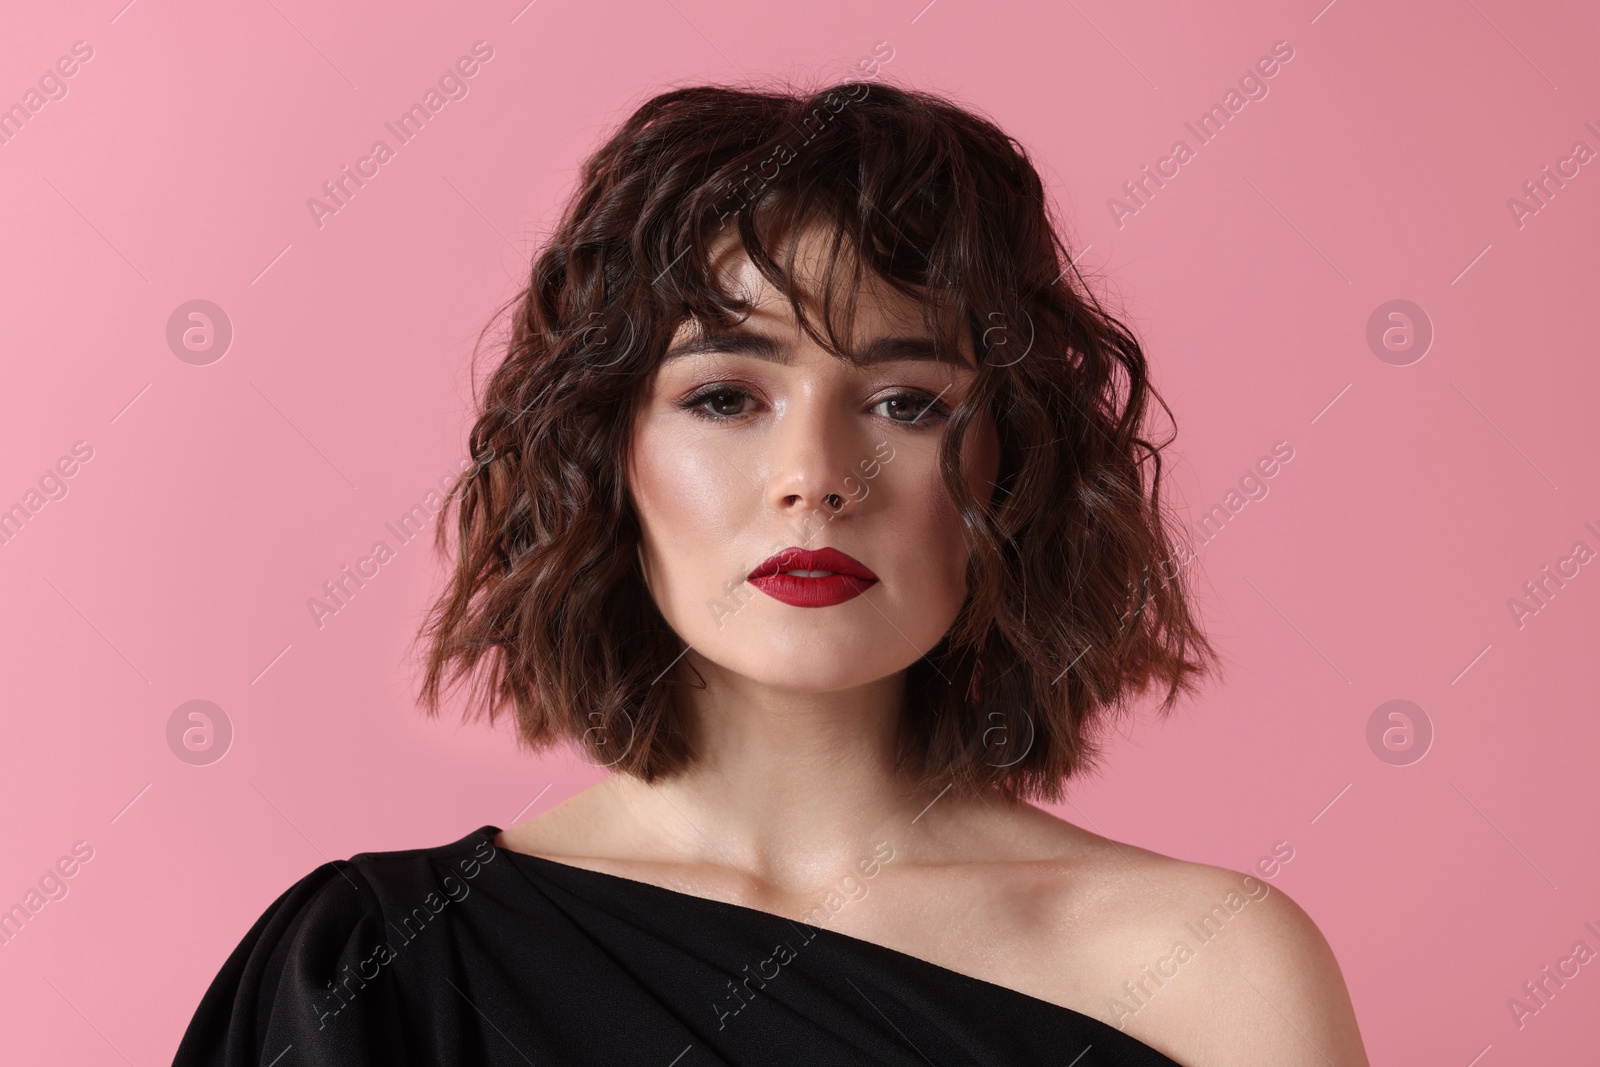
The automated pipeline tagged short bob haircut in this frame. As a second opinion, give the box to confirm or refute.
[415,78,1217,805]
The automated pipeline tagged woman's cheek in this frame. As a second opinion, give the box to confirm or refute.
[892,461,971,608]
[630,414,731,618]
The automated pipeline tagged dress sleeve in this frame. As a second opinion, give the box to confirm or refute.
[172,859,410,1067]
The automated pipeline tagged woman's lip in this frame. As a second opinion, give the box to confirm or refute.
[747,546,879,582]
[747,572,875,608]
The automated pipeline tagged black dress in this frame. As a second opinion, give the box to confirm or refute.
[174,825,1184,1066]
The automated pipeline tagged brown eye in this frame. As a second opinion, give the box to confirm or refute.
[873,391,949,427]
[702,389,746,417]
[678,386,754,421]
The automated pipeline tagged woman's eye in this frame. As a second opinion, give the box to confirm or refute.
[679,387,753,420]
[875,392,949,426]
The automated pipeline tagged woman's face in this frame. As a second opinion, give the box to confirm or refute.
[627,231,1001,696]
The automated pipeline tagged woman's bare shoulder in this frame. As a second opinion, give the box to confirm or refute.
[496,780,644,867]
[1016,808,1369,1067]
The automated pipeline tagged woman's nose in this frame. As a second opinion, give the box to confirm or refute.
[763,396,864,527]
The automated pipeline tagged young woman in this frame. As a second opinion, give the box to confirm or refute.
[176,80,1370,1065]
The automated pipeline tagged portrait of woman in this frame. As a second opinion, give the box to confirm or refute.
[172,79,1369,1065]
[11,0,1600,1061]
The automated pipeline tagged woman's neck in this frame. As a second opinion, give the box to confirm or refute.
[595,667,988,891]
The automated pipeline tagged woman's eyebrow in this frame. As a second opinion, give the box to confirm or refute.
[662,326,972,367]
[662,327,783,362]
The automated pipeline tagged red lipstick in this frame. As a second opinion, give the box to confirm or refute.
[746,547,879,607]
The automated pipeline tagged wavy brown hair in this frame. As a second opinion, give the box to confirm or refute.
[414,78,1217,804]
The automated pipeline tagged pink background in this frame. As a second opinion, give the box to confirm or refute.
[2,0,1597,1062]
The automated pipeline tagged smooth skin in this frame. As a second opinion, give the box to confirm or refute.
[498,227,1370,1066]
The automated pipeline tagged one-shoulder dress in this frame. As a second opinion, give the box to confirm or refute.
[173,825,1185,1065]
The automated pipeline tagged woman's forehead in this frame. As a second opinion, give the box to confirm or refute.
[687,229,962,349]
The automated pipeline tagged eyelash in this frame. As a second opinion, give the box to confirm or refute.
[676,385,952,429]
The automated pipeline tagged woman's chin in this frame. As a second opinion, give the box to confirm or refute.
[697,650,904,695]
